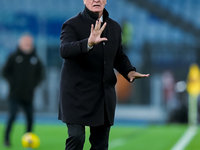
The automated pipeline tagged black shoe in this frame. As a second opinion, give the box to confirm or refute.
[4,140,11,147]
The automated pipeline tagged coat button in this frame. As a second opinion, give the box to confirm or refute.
[103,42,105,45]
[103,80,105,83]
[104,61,106,65]
[76,43,80,47]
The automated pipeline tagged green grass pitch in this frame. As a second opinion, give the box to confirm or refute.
[0,123,199,150]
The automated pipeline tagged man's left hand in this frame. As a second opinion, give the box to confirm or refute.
[128,71,150,82]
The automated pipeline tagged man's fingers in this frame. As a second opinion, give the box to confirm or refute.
[94,20,99,30]
[128,71,149,82]
[94,20,101,30]
[130,77,135,82]
[90,21,107,45]
[98,20,101,29]
[136,73,150,79]
[141,74,150,77]
[100,38,108,42]
[100,22,107,33]
[93,21,106,33]
[91,24,94,33]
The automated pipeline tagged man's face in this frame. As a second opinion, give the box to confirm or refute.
[84,0,107,15]
[19,35,34,54]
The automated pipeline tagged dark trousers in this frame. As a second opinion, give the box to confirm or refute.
[4,99,33,142]
[65,124,110,150]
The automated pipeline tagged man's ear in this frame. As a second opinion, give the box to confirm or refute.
[83,0,86,5]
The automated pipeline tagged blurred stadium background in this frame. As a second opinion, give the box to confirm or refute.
[0,0,200,149]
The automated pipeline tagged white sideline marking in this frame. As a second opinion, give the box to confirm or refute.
[109,138,126,149]
[171,126,198,150]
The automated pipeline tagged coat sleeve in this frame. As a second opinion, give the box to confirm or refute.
[114,28,136,82]
[60,24,89,59]
[2,55,14,83]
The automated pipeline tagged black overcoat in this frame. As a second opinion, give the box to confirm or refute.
[58,7,136,126]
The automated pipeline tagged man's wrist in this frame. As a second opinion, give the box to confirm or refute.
[87,44,93,51]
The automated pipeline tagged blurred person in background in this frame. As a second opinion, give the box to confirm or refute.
[2,34,44,147]
[58,0,149,150]
[121,19,134,54]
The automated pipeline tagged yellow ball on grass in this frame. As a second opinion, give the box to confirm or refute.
[21,132,40,149]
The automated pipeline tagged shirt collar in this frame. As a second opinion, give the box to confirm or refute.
[99,15,103,22]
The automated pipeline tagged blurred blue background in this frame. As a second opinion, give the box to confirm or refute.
[0,0,200,125]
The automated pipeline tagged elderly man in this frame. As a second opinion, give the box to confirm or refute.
[58,0,149,149]
[2,34,44,147]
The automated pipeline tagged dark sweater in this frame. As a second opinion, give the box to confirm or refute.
[2,48,44,101]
